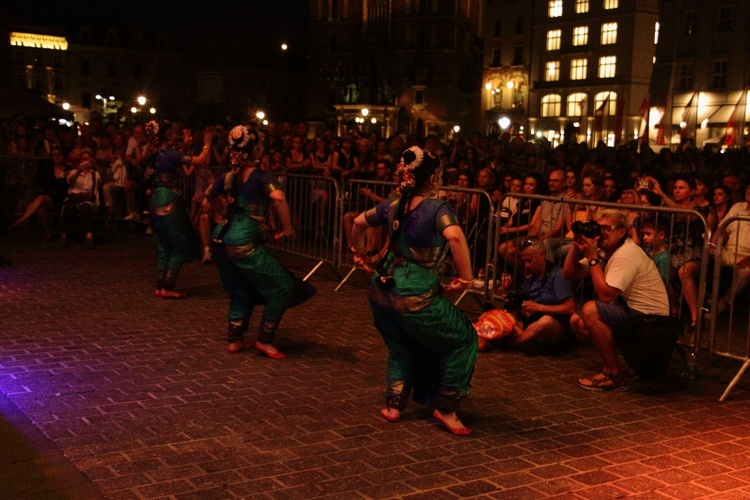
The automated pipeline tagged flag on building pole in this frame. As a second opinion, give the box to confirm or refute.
[614,96,626,144]
[680,94,694,139]
[594,96,609,144]
[638,97,650,145]
[578,96,587,139]
[724,93,744,146]
[656,95,668,145]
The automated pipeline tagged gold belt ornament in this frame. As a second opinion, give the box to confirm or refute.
[224,242,258,259]
[369,285,438,313]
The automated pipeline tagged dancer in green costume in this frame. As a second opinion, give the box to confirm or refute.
[351,145,477,435]
[146,121,212,298]
[205,125,312,358]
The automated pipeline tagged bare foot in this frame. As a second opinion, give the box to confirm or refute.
[254,341,286,359]
[228,341,252,353]
[161,289,187,299]
[380,407,400,422]
[433,409,471,435]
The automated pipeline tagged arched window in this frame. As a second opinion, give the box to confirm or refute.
[541,94,562,117]
[567,92,587,117]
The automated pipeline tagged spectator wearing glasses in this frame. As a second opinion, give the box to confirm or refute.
[563,209,669,391]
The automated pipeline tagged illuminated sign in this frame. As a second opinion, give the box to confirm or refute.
[10,32,68,50]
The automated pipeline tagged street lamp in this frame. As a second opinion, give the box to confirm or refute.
[361,108,369,117]
[453,125,460,133]
[62,102,70,110]
[137,96,147,106]
[281,43,288,51]
[256,111,265,120]
[149,107,157,114]
[498,117,511,130]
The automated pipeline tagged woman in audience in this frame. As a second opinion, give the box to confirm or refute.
[10,146,69,241]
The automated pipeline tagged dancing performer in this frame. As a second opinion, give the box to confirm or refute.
[350,145,478,435]
[146,120,212,298]
[205,125,314,358]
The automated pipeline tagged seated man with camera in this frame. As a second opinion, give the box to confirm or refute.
[499,238,576,355]
[563,209,670,392]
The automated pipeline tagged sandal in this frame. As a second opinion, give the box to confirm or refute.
[578,369,629,392]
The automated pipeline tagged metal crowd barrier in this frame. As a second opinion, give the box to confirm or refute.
[708,215,750,401]
[262,172,340,281]
[334,181,496,306]
[490,193,712,354]
[334,178,398,291]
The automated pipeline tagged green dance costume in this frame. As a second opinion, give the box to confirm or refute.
[150,149,195,291]
[365,197,478,414]
[209,169,298,345]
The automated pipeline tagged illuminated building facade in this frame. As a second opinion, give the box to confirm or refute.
[306,0,484,139]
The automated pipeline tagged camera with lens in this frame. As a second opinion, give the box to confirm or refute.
[504,288,529,313]
[571,220,601,239]
[636,178,653,191]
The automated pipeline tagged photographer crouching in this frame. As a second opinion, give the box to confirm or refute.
[563,209,670,391]
[497,238,576,356]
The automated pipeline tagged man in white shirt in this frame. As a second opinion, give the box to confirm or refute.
[563,209,670,391]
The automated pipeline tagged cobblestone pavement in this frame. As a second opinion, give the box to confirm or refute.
[3,234,750,499]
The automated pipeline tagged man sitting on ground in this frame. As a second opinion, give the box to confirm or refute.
[501,238,576,355]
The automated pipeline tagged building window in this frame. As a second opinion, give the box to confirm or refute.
[598,56,616,78]
[683,12,697,36]
[576,0,589,13]
[573,26,589,46]
[567,93,587,117]
[711,60,727,89]
[107,61,116,77]
[82,91,91,109]
[515,16,524,35]
[547,29,561,51]
[414,87,425,105]
[678,63,693,90]
[81,59,90,75]
[53,57,61,68]
[15,52,24,65]
[718,6,733,32]
[494,19,502,37]
[570,58,587,80]
[541,94,562,117]
[491,48,502,67]
[492,89,502,106]
[548,0,563,18]
[545,61,560,81]
[601,22,618,44]
[603,0,618,9]
[513,46,523,65]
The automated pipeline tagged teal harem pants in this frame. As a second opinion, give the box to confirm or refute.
[369,291,478,413]
[213,245,294,343]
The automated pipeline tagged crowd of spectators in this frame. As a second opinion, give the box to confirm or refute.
[3,112,749,263]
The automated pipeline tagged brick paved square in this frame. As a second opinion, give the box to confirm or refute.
[4,238,750,498]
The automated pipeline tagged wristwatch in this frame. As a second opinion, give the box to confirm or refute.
[588,258,601,267]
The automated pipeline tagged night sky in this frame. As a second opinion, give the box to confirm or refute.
[2,0,309,67]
